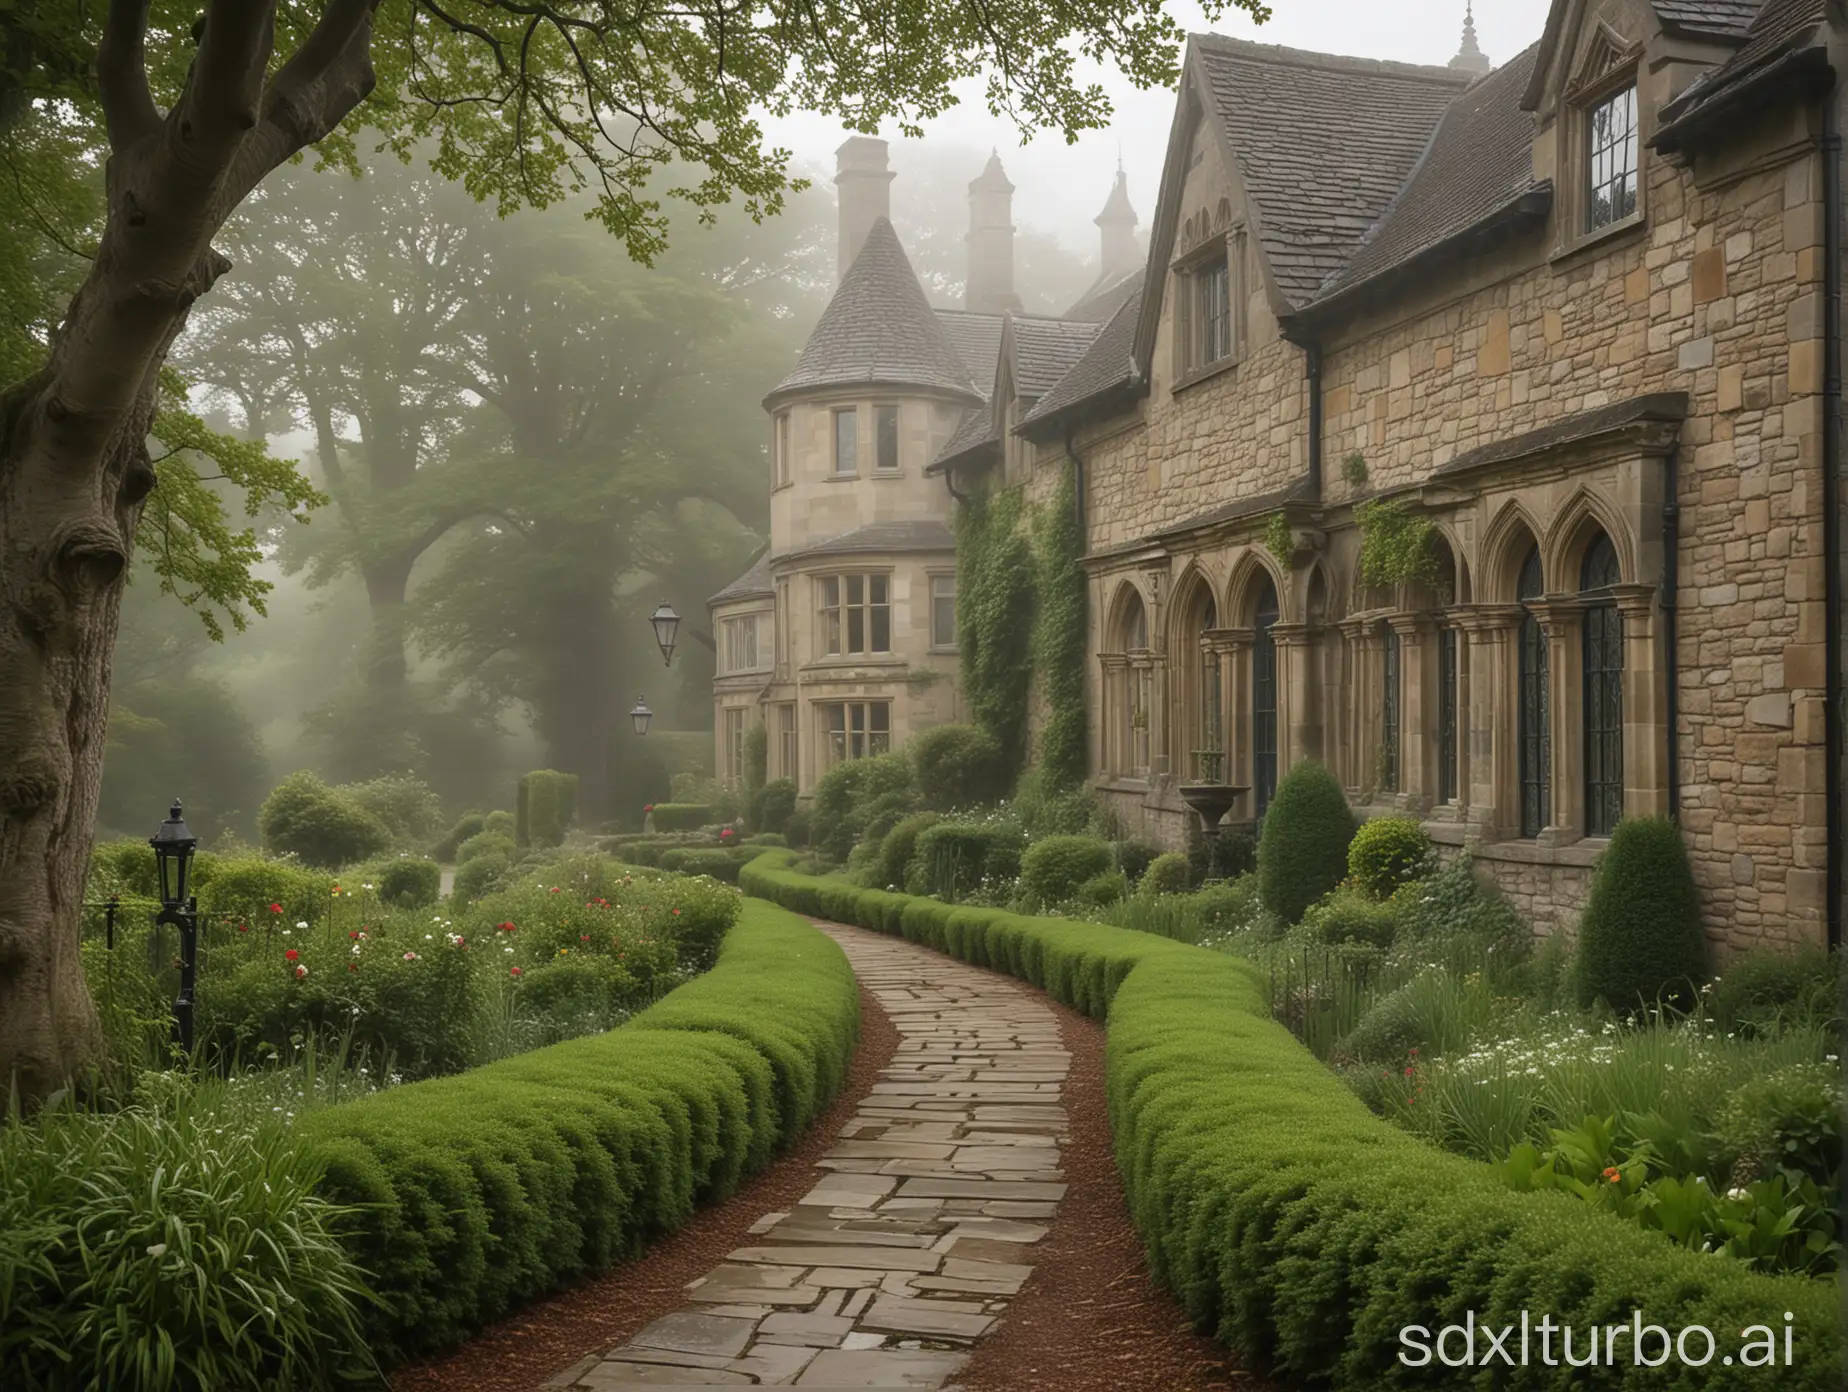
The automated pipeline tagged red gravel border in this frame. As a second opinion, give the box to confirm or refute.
[955,986,1271,1392]
[388,982,900,1392]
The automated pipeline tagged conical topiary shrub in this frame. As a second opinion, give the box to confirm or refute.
[1573,816,1706,1013]
[1256,760,1355,923]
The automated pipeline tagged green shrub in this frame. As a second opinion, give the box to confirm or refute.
[810,753,915,861]
[483,810,516,838]
[668,849,741,883]
[1256,760,1354,923]
[909,724,1007,810]
[1113,840,1163,885]
[348,856,442,909]
[0,1091,375,1389]
[741,852,1844,1391]
[1705,946,1843,1037]
[259,771,393,869]
[1574,816,1705,1013]
[1189,876,1259,935]
[784,807,811,848]
[456,830,517,865]
[1076,870,1129,907]
[649,803,713,833]
[1346,815,1431,899]
[756,779,798,836]
[452,851,511,902]
[743,724,768,799]
[1138,852,1191,897]
[1019,835,1113,907]
[1012,765,1097,837]
[906,822,1023,900]
[745,832,788,848]
[196,855,332,923]
[1302,884,1403,949]
[1335,979,1425,1064]
[433,812,486,862]
[1711,1063,1844,1190]
[876,812,941,892]
[299,901,856,1361]
[87,839,163,901]
[516,769,580,848]
[342,774,443,847]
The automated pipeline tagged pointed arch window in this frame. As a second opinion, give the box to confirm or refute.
[1516,546,1550,838]
[1106,590,1153,781]
[1178,585,1221,782]
[1381,626,1401,793]
[1252,577,1280,817]
[1581,532,1624,836]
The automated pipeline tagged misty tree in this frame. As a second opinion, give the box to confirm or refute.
[0,0,1261,1110]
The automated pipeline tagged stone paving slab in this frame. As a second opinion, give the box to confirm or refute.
[552,924,1067,1390]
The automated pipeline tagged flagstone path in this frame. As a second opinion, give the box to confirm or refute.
[546,923,1070,1390]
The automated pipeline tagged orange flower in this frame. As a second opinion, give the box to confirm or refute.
[1603,1166,1622,1184]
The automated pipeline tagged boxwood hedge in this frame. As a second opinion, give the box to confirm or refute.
[740,851,1841,1391]
[298,899,857,1362]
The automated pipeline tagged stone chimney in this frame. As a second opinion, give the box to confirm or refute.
[1449,2,1491,75]
[835,136,895,282]
[964,152,1021,315]
[1095,162,1140,283]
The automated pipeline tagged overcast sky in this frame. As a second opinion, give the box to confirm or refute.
[760,0,1555,259]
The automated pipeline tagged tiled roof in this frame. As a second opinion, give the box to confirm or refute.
[1311,44,1546,308]
[1019,280,1145,433]
[1652,0,1762,37]
[709,552,772,605]
[781,520,957,562]
[1013,316,1106,401]
[934,309,1006,402]
[1063,265,1146,324]
[766,219,981,405]
[1086,478,1318,560]
[1432,392,1690,478]
[1655,0,1828,148]
[927,404,1001,473]
[1192,36,1471,306]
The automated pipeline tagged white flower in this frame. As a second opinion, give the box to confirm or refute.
[295,921,308,930]
[146,1243,168,1258]
[424,934,433,940]
[1726,1187,1750,1201]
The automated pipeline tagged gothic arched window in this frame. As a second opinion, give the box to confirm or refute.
[1252,577,1280,816]
[1580,531,1624,836]
[1517,545,1550,838]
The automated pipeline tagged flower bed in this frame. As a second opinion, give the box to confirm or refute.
[296,896,857,1362]
[742,852,1842,1390]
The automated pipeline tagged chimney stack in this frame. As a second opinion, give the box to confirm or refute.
[1095,163,1140,283]
[835,136,895,282]
[965,152,1021,315]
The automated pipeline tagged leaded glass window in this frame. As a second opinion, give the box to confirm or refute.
[1517,546,1551,838]
[1581,532,1624,836]
[1381,628,1401,793]
[1586,85,1638,232]
[1253,578,1279,817]
[1438,627,1460,803]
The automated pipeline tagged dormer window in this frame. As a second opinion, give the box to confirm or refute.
[1585,84,1638,232]
[1198,254,1232,364]
[1173,221,1246,384]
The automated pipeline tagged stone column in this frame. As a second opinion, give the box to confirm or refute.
[1388,612,1435,815]
[1139,652,1168,781]
[1335,617,1368,795]
[1099,654,1126,779]
[1271,622,1321,774]
[1605,584,1668,819]
[1212,628,1253,813]
[1528,597,1587,844]
[1453,605,1525,842]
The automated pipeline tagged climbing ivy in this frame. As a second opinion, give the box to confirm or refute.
[1032,460,1088,792]
[956,485,1036,773]
[1355,496,1440,589]
[1263,511,1294,569]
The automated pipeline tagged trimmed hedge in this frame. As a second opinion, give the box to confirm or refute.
[299,899,857,1362]
[1574,816,1706,1013]
[741,852,1842,1391]
[649,803,713,833]
[1256,760,1353,923]
[516,769,580,849]
[1018,834,1113,907]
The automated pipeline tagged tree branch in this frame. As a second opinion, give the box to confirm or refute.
[97,0,161,151]
[184,0,279,158]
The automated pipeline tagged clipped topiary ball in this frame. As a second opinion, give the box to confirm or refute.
[1574,816,1705,1014]
[1347,815,1432,899]
[1256,760,1355,924]
[1138,852,1192,897]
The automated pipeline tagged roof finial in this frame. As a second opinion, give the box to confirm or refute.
[1449,1,1491,75]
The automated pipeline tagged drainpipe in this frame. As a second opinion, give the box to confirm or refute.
[1823,84,1843,950]
[1063,425,1086,540]
[943,465,969,505]
[1304,340,1324,498]
[1662,440,1681,821]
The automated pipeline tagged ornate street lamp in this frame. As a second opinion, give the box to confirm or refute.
[149,799,200,1057]
[649,601,680,667]
[630,695,654,736]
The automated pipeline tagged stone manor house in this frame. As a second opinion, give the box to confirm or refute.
[715,0,1847,954]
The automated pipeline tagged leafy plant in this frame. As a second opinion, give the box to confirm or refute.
[1574,816,1705,1014]
[1346,816,1431,898]
[1342,451,1369,487]
[1019,835,1114,907]
[1354,496,1439,588]
[1256,760,1354,923]
[259,771,393,868]
[1139,852,1192,897]
[957,486,1036,781]
[1032,461,1089,791]
[910,724,1007,810]
[1262,511,1294,568]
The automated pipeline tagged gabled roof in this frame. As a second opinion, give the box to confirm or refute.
[1654,0,1831,150]
[1652,0,1762,37]
[709,552,772,606]
[1019,279,1145,435]
[934,309,1006,402]
[1062,265,1146,324]
[1013,316,1107,401]
[765,218,982,406]
[1188,36,1473,307]
[927,404,1001,474]
[1306,44,1549,313]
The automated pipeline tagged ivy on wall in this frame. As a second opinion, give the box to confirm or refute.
[1032,460,1088,792]
[956,485,1036,772]
[1355,496,1440,589]
[1263,511,1294,569]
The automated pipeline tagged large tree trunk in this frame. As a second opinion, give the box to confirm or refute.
[0,0,379,1104]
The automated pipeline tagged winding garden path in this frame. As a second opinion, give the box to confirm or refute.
[545,924,1071,1389]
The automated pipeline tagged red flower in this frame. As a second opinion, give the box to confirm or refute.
[294,964,309,979]
[237,924,249,934]
[268,903,283,914]
[670,908,681,917]
[509,966,523,978]
[1603,1166,1622,1184]
[497,921,517,933]
[347,963,358,973]
[350,931,360,940]
[1403,1066,1414,1076]
[580,934,590,942]
[549,887,562,894]
[643,804,655,813]
[285,949,300,962]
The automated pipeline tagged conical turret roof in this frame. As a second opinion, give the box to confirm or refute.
[1096,166,1137,228]
[766,218,982,405]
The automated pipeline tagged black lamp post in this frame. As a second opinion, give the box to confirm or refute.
[630,695,654,736]
[649,601,680,666]
[149,799,199,1058]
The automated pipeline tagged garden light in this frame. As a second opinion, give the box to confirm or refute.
[649,600,680,666]
[630,695,654,735]
[149,798,200,1058]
